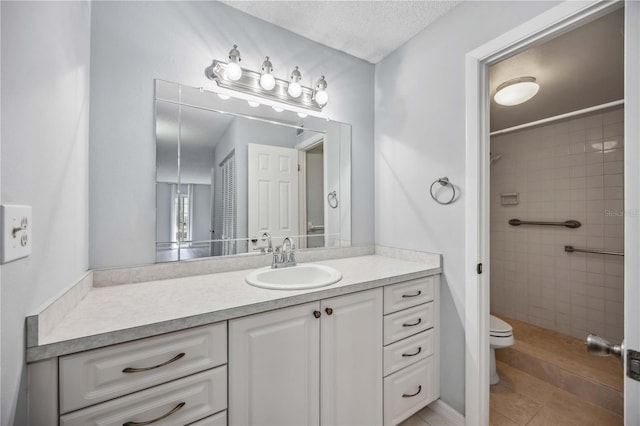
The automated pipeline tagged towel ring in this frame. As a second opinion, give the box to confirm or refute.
[430,177,456,205]
[327,191,338,209]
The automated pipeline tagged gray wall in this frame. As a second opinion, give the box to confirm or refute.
[192,184,213,244]
[374,0,560,413]
[0,2,91,424]
[89,1,374,269]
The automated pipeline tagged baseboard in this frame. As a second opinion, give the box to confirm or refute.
[428,399,465,426]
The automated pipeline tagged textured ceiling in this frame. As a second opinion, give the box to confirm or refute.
[490,8,624,131]
[223,1,461,63]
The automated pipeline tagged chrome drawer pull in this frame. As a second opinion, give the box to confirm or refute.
[402,385,422,398]
[402,291,422,298]
[402,318,422,327]
[402,347,422,357]
[123,402,185,426]
[122,352,186,373]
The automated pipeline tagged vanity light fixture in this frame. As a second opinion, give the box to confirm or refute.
[260,57,276,91]
[204,45,329,112]
[494,76,539,106]
[225,45,242,81]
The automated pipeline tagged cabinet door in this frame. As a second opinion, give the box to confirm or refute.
[321,288,383,425]
[229,302,320,426]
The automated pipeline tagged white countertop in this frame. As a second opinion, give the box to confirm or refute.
[26,254,440,362]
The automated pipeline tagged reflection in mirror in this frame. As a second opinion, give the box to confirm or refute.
[155,81,351,262]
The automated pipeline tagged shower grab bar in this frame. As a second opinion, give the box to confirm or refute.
[508,218,582,229]
[565,245,624,256]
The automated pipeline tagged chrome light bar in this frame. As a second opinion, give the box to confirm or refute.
[204,60,323,112]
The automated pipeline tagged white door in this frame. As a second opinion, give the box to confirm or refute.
[320,289,383,426]
[248,143,299,249]
[624,2,640,423]
[229,302,320,426]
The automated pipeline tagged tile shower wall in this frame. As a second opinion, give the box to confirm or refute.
[490,107,624,343]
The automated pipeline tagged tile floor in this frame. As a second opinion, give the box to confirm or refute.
[490,361,623,426]
[399,406,454,426]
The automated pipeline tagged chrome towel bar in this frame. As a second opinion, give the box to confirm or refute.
[565,245,624,256]
[508,218,581,229]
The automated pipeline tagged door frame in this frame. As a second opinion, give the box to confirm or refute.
[296,134,325,247]
[463,1,634,424]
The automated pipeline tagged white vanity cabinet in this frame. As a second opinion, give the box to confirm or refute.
[229,288,383,426]
[28,265,441,426]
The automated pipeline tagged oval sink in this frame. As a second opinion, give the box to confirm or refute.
[245,264,342,290]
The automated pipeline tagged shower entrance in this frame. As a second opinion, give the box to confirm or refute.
[464,1,640,424]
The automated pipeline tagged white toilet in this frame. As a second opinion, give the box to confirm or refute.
[490,315,514,385]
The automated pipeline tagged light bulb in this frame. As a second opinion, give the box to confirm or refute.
[226,44,242,81]
[260,74,275,90]
[288,66,302,98]
[226,62,242,81]
[260,57,276,90]
[248,101,260,108]
[217,94,230,100]
[297,112,308,118]
[313,76,329,106]
[288,82,302,98]
[314,90,328,106]
[272,106,284,112]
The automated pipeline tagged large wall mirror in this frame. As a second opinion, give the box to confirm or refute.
[155,80,351,262]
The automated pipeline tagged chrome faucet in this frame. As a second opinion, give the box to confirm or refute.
[262,232,272,252]
[272,237,296,268]
[254,232,273,254]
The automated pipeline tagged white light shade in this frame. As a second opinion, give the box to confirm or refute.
[288,82,302,98]
[226,62,242,81]
[248,100,260,108]
[260,73,276,90]
[314,90,328,106]
[494,77,539,106]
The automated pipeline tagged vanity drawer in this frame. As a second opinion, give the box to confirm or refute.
[188,410,227,426]
[384,276,435,314]
[60,366,227,426]
[60,322,227,413]
[383,303,433,346]
[383,357,435,426]
[384,329,433,377]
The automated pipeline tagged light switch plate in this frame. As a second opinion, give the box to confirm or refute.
[1,205,32,264]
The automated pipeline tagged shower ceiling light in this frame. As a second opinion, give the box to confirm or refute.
[494,77,539,106]
[204,45,328,112]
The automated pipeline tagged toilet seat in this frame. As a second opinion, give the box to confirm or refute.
[490,315,514,348]
[490,315,513,336]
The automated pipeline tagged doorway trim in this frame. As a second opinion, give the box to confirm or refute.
[296,134,325,247]
[464,1,625,424]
